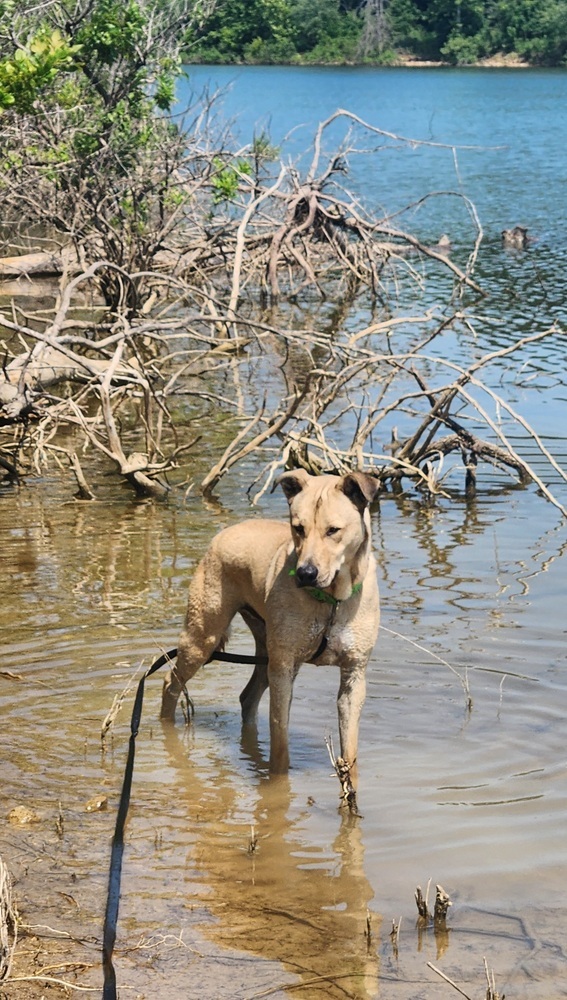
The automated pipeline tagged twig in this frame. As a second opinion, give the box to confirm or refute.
[5,975,99,992]
[380,625,472,710]
[484,957,504,1000]
[101,662,145,744]
[324,735,360,816]
[0,856,17,982]
[427,962,473,1000]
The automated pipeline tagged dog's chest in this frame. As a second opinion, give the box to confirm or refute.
[324,622,356,659]
[306,612,357,663]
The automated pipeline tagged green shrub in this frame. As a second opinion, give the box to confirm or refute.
[441,32,485,65]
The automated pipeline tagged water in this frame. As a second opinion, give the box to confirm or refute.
[2,68,567,998]
[182,65,567,245]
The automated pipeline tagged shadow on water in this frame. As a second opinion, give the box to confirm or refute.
[156,724,379,999]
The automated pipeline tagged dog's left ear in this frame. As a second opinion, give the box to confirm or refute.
[275,468,312,502]
[340,472,380,512]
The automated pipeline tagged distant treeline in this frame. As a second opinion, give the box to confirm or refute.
[187,0,567,66]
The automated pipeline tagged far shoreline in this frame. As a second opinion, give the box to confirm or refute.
[185,55,543,70]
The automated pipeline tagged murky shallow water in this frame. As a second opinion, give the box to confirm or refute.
[1,469,566,999]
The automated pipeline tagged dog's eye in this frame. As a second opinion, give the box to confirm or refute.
[293,523,305,537]
[326,526,341,536]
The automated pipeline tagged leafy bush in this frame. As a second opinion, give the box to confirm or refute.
[186,0,567,66]
[441,31,485,65]
[211,156,252,203]
[0,28,80,113]
[0,1,214,311]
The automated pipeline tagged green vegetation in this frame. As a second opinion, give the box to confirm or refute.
[0,0,212,310]
[187,0,567,66]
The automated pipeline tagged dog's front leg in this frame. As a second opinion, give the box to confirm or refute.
[337,662,367,789]
[267,660,298,774]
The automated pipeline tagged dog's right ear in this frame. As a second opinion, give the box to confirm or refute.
[275,469,312,502]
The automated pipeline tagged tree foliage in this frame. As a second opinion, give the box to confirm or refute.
[189,0,567,65]
[387,0,567,63]
[0,0,216,309]
[189,0,361,62]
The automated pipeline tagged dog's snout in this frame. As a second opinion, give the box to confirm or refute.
[295,562,318,587]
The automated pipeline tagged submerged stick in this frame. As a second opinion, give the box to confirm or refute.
[427,962,473,1000]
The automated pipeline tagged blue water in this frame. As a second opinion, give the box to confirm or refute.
[179,65,567,487]
[180,66,567,248]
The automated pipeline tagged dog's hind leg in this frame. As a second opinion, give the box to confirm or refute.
[160,555,239,722]
[160,634,227,722]
[239,606,269,727]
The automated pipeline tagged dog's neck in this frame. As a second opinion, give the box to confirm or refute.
[305,580,362,606]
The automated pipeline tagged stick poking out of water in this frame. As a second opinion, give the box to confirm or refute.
[0,855,17,982]
[324,735,361,816]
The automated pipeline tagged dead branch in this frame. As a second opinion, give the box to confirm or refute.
[201,374,318,495]
[325,735,360,816]
[0,108,564,510]
[415,883,431,921]
[427,962,473,1000]
[0,856,17,982]
[434,885,452,923]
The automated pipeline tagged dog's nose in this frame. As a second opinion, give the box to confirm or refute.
[295,562,318,587]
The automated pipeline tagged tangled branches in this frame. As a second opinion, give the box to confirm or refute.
[1,110,565,513]
[196,317,566,515]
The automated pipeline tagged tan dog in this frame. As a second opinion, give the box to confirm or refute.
[161,470,380,794]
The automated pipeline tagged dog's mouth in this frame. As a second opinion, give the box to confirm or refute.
[294,562,337,591]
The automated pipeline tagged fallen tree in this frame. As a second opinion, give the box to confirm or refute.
[0,7,565,511]
[1,245,565,512]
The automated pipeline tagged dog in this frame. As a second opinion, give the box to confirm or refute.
[160,470,380,795]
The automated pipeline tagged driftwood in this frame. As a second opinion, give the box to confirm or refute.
[0,247,80,279]
[1,269,564,505]
[0,114,564,507]
[415,882,453,923]
[0,856,17,983]
[325,735,360,816]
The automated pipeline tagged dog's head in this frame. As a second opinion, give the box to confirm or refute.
[277,470,379,600]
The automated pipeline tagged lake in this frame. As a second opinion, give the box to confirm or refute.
[1,67,567,999]
[182,65,567,246]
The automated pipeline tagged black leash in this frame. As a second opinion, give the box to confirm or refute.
[101,631,330,998]
[102,647,176,998]
[101,644,280,999]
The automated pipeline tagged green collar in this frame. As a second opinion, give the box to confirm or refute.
[289,568,362,606]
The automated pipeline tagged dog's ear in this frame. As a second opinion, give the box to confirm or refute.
[276,469,312,502]
[340,472,380,512]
